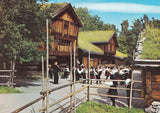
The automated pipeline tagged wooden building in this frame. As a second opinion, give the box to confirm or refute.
[49,3,82,65]
[78,31,118,67]
[134,28,160,107]
[135,59,160,107]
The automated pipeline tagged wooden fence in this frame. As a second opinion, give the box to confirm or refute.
[0,70,16,88]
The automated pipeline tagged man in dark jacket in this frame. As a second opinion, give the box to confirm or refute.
[52,61,59,84]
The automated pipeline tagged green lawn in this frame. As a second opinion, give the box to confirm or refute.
[76,101,144,113]
[0,86,23,94]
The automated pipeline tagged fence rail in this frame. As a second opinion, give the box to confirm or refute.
[0,69,16,88]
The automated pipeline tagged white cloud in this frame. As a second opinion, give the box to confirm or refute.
[75,3,160,13]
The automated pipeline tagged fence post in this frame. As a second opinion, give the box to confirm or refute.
[73,46,76,113]
[70,42,73,113]
[87,45,90,102]
[42,56,45,113]
[46,19,49,113]
[129,49,135,110]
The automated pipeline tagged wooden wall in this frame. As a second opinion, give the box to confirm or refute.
[143,67,160,107]
[82,56,101,68]
[50,12,79,56]
[93,38,116,56]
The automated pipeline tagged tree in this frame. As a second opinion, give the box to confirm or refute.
[0,0,49,69]
[120,20,129,36]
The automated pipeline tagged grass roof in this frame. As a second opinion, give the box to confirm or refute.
[115,50,128,58]
[78,30,114,54]
[79,30,114,42]
[140,26,160,60]
[78,38,103,54]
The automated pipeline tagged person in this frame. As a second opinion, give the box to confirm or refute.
[81,64,86,84]
[95,66,102,84]
[49,64,53,79]
[107,74,118,106]
[90,67,95,84]
[105,67,110,80]
[52,61,59,84]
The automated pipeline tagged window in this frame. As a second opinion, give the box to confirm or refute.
[64,21,69,35]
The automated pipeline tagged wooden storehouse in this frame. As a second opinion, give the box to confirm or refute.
[135,59,160,107]
[78,31,119,67]
[49,3,82,65]
[134,27,160,107]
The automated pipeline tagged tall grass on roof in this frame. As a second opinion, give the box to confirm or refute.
[116,50,128,58]
[141,26,160,59]
[78,38,103,54]
[79,30,114,42]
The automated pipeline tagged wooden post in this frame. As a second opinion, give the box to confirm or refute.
[87,45,90,101]
[73,46,76,113]
[70,42,73,113]
[42,56,45,113]
[46,19,49,113]
[129,49,135,110]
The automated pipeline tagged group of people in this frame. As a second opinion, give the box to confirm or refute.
[49,61,132,107]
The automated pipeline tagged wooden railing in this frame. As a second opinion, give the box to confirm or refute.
[0,70,16,88]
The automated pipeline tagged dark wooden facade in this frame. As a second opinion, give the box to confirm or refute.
[49,3,82,64]
[92,33,118,64]
[135,60,160,107]
[78,48,102,68]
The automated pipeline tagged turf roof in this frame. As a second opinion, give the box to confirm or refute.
[140,26,160,60]
[78,30,115,55]
[78,38,104,54]
[115,50,128,58]
[79,30,114,42]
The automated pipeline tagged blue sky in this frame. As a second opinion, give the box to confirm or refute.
[47,0,160,30]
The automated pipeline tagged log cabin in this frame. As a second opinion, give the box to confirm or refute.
[49,3,82,65]
[134,27,160,107]
[78,30,120,67]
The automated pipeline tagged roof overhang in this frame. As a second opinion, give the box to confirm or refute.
[51,3,83,27]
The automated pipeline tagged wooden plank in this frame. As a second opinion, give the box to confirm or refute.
[152,75,160,82]
[146,72,152,94]
[86,93,144,100]
[0,75,16,78]
[151,91,160,100]
[91,86,142,91]
[0,70,16,72]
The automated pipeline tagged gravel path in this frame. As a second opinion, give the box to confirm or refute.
[0,70,145,113]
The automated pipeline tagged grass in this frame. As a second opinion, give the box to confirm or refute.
[140,26,160,59]
[78,38,104,54]
[79,30,114,42]
[78,30,114,54]
[0,86,23,94]
[76,101,144,113]
[116,50,128,58]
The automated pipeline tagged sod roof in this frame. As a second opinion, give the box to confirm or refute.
[78,38,104,55]
[78,30,115,55]
[140,26,160,60]
[79,30,115,42]
[115,50,128,58]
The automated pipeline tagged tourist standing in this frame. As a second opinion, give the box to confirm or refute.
[52,61,59,84]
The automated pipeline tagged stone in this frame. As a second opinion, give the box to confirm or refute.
[145,105,156,113]
[152,101,160,106]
